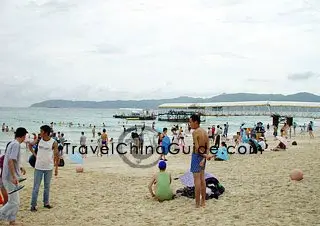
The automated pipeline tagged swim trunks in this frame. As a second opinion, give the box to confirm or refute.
[190,153,206,173]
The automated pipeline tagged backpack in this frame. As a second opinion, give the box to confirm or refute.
[0,142,12,177]
[29,142,39,168]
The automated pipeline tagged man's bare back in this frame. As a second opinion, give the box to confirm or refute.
[101,133,107,141]
[193,127,209,155]
[190,122,212,208]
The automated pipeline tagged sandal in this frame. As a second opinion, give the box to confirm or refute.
[8,185,25,194]
[44,204,53,209]
[18,178,26,183]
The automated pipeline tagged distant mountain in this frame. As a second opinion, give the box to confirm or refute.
[30,92,320,109]
[207,92,320,102]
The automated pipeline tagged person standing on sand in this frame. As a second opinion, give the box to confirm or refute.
[189,114,212,208]
[207,127,212,144]
[160,128,170,161]
[101,129,108,147]
[92,126,96,138]
[211,125,215,143]
[80,132,87,158]
[96,132,102,157]
[30,125,59,212]
[308,121,314,138]
[0,127,28,226]
[214,126,222,148]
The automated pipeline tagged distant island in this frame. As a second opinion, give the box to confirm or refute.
[30,92,320,109]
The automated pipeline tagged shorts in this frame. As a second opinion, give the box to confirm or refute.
[190,153,206,173]
[102,141,107,145]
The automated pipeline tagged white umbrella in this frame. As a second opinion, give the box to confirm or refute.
[178,171,215,187]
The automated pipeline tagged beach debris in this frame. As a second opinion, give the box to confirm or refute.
[76,166,84,173]
[290,169,303,181]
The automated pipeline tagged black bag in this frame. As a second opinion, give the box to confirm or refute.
[58,158,65,167]
[176,177,225,200]
[29,142,39,168]
[29,155,36,168]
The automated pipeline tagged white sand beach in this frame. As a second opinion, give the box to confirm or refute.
[6,132,320,226]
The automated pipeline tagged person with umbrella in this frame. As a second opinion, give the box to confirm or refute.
[189,114,213,208]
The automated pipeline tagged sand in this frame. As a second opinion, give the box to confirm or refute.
[5,131,320,226]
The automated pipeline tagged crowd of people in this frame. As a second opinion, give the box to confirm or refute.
[1,123,14,133]
[147,117,317,207]
[0,117,316,224]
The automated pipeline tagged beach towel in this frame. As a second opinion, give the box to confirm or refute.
[215,147,229,161]
[176,172,225,199]
[179,171,215,187]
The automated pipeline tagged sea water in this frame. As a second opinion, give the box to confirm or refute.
[0,107,317,152]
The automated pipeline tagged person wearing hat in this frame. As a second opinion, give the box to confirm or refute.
[148,161,173,201]
[0,127,28,226]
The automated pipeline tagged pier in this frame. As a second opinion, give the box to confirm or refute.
[158,101,320,118]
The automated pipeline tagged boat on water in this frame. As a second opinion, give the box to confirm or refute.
[157,110,206,122]
[113,108,156,120]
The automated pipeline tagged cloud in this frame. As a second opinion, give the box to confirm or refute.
[0,0,320,107]
[92,44,126,55]
[287,71,320,81]
[246,78,273,83]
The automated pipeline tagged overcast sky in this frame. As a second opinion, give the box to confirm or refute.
[0,0,320,107]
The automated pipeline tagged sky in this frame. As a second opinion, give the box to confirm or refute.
[0,0,320,107]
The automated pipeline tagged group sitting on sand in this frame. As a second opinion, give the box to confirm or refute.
[149,114,213,208]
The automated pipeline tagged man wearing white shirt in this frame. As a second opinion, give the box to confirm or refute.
[30,125,59,212]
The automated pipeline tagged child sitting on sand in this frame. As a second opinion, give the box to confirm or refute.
[148,161,174,201]
[214,142,229,160]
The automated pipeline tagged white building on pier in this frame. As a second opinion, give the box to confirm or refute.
[158,101,320,118]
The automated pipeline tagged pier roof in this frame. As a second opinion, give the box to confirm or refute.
[158,101,320,109]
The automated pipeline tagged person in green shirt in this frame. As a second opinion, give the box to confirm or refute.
[148,161,173,201]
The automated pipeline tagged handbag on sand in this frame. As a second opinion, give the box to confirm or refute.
[58,158,65,167]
